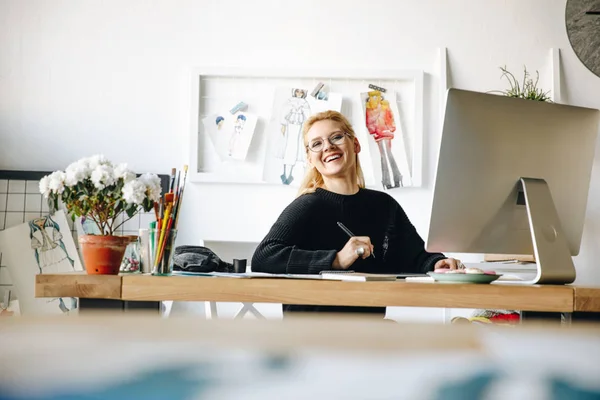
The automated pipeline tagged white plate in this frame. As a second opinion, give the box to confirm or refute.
[427,272,502,284]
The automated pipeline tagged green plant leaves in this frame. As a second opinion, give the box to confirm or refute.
[497,65,552,102]
[125,204,138,219]
[142,197,154,212]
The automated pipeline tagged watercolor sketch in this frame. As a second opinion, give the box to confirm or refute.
[203,112,258,161]
[360,90,412,189]
[0,210,83,315]
[263,87,343,186]
[29,215,77,274]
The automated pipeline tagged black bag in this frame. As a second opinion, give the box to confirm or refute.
[172,245,233,273]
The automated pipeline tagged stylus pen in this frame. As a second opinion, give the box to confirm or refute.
[336,221,376,259]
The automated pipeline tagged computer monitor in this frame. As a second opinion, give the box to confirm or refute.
[427,88,600,284]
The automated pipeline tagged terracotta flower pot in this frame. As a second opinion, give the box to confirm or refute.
[78,235,134,275]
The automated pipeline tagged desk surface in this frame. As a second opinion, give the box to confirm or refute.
[35,272,600,312]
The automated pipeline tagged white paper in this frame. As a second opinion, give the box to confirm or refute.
[360,90,412,189]
[263,87,343,186]
[203,112,259,161]
[0,210,83,315]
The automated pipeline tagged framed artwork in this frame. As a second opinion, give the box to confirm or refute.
[188,67,425,188]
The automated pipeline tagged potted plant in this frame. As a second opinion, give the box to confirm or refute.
[491,65,552,102]
[40,155,161,275]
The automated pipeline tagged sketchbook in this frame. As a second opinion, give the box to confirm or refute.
[171,271,323,280]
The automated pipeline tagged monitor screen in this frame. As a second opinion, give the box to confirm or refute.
[427,89,599,277]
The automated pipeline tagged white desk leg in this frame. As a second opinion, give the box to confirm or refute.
[162,301,173,318]
[443,308,452,324]
[205,301,219,319]
[234,302,266,319]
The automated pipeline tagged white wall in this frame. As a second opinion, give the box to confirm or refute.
[2,0,600,284]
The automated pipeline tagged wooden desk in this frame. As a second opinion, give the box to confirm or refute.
[574,286,600,312]
[35,272,600,314]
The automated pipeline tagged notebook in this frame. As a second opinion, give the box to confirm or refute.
[171,271,323,280]
[319,271,399,282]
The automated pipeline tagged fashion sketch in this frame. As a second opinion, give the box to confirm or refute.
[203,112,257,162]
[263,87,342,185]
[229,114,247,157]
[216,116,225,130]
[29,216,78,313]
[364,90,403,189]
[279,88,311,185]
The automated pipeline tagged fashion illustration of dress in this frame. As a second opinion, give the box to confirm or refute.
[365,90,402,189]
[229,114,247,158]
[278,89,311,185]
[29,216,78,313]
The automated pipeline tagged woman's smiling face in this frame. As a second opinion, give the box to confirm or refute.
[305,119,360,179]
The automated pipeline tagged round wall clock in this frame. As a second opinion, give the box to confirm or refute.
[566,0,600,78]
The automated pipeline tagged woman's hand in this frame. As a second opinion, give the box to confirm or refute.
[332,236,374,270]
[433,258,464,271]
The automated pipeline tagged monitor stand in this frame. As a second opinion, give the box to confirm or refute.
[515,177,576,284]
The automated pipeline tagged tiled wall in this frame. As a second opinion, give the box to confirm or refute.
[0,172,168,302]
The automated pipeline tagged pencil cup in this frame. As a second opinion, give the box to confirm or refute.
[149,228,178,276]
[233,259,247,273]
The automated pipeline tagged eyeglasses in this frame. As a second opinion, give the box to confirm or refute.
[306,131,350,153]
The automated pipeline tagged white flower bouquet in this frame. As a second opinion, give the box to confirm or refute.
[40,155,161,236]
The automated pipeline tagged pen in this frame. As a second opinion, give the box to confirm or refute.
[336,221,376,259]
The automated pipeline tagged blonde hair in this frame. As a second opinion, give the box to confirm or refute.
[297,110,365,196]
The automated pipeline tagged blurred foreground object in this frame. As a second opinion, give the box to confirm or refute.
[0,315,599,399]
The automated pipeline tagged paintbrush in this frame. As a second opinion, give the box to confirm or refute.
[154,197,164,264]
[155,192,174,269]
[171,170,182,222]
[156,214,175,272]
[174,170,181,195]
[153,201,160,222]
[168,167,176,193]
[173,165,188,230]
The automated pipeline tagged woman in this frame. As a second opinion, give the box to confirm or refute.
[252,110,460,314]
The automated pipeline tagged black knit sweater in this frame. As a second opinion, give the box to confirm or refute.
[251,188,446,314]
